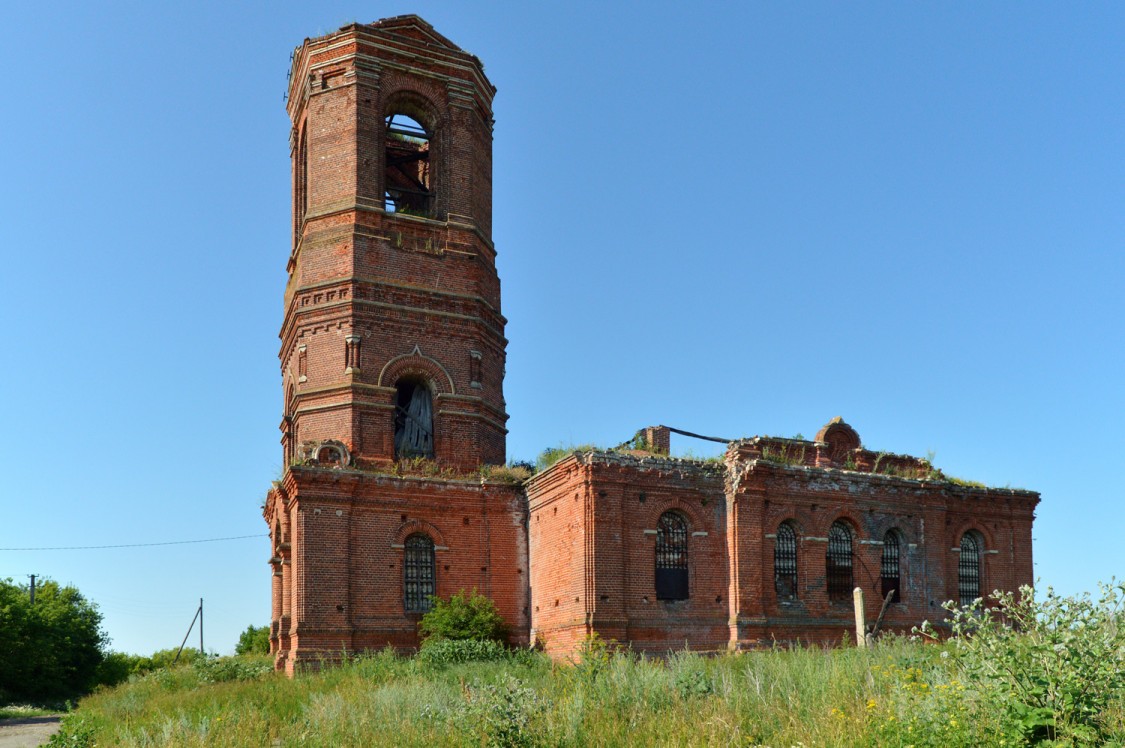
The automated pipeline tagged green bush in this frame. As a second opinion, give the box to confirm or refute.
[235,624,271,655]
[454,675,541,748]
[933,582,1125,744]
[418,638,509,666]
[419,590,507,643]
[193,654,273,683]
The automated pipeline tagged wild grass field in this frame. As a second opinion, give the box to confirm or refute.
[46,585,1125,747]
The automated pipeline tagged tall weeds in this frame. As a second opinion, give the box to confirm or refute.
[47,636,1125,747]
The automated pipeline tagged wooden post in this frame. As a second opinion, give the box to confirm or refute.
[853,587,866,648]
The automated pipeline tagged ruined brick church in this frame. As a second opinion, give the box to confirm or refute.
[263,16,1038,672]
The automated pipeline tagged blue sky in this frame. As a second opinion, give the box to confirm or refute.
[0,1,1121,656]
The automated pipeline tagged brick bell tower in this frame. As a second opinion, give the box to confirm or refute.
[280,15,507,470]
[265,17,527,674]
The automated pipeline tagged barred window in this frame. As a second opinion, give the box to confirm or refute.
[959,532,982,606]
[775,522,798,600]
[826,521,853,601]
[404,534,436,612]
[881,530,901,603]
[655,511,688,600]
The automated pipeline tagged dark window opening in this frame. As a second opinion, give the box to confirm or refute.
[394,378,434,459]
[404,534,436,612]
[881,530,901,603]
[655,511,688,600]
[827,521,853,601]
[384,114,432,217]
[775,522,798,600]
[294,128,308,248]
[959,533,981,606]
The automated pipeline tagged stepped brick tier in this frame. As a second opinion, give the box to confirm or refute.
[264,16,1038,672]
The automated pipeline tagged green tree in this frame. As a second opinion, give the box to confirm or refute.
[0,578,108,703]
[419,589,507,643]
[235,625,271,655]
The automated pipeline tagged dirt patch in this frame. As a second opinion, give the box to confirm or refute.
[0,716,61,748]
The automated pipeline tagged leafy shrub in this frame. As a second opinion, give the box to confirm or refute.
[419,589,507,643]
[455,675,541,748]
[45,716,96,748]
[235,624,271,655]
[418,638,509,666]
[932,582,1125,744]
[193,655,273,683]
[669,652,713,698]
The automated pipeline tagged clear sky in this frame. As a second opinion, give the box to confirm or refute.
[0,1,1121,656]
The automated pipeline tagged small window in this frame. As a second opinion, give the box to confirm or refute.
[655,511,688,600]
[394,378,434,459]
[958,532,982,606]
[404,534,436,612]
[826,521,853,601]
[881,530,901,603]
[774,522,798,600]
[384,114,432,217]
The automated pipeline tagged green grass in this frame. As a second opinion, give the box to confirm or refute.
[47,638,1125,747]
[0,705,57,720]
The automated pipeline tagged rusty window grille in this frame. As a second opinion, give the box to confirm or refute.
[959,533,981,606]
[826,521,853,601]
[404,534,436,612]
[655,511,688,600]
[881,530,901,603]
[775,522,798,600]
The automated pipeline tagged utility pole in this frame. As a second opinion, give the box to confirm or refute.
[173,599,205,664]
[28,575,36,605]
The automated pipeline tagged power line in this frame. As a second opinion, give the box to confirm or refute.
[0,534,267,551]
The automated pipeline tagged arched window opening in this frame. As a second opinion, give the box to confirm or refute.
[384,113,432,217]
[394,378,434,459]
[959,532,982,606]
[404,534,436,613]
[826,521,853,601]
[881,530,902,603]
[775,522,798,600]
[284,382,296,464]
[655,511,688,600]
[295,128,308,246]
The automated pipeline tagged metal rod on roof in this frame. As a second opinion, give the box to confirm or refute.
[662,426,730,444]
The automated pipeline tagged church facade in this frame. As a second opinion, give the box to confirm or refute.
[263,16,1038,672]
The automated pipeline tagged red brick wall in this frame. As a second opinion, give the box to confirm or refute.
[526,441,1038,658]
[280,17,507,471]
[268,468,528,673]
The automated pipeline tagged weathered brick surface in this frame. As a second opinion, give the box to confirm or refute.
[266,16,521,673]
[280,16,507,472]
[266,16,1039,669]
[527,430,1037,659]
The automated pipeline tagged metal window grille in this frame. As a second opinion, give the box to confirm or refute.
[826,521,853,601]
[959,533,981,606]
[775,523,798,599]
[881,531,901,603]
[655,511,688,600]
[404,534,436,612]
